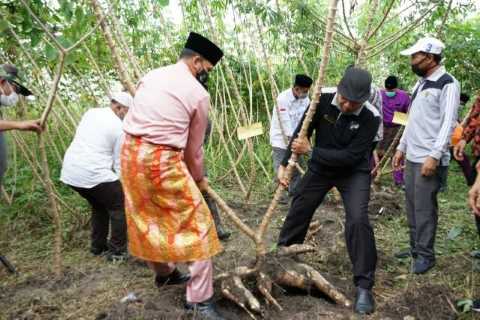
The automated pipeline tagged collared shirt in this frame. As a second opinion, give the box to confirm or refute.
[270,88,310,149]
[61,107,124,188]
[123,61,210,181]
[397,66,460,165]
[281,91,380,176]
[380,89,410,126]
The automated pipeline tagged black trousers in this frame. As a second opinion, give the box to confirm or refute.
[278,169,377,289]
[476,215,480,237]
[71,180,127,252]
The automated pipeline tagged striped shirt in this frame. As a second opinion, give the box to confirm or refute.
[397,66,460,165]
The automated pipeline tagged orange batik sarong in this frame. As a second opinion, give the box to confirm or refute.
[121,134,222,263]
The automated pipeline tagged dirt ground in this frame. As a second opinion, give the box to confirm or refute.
[0,187,478,320]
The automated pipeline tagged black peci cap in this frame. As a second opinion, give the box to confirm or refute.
[184,32,224,66]
[294,74,313,87]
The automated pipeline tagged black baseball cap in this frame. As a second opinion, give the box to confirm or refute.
[337,67,372,103]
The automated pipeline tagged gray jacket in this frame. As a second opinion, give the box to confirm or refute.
[397,66,460,166]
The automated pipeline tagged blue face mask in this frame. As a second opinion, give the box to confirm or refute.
[385,91,396,98]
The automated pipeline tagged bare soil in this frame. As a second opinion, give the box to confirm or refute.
[0,187,477,320]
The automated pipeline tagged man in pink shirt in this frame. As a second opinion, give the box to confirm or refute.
[122,32,225,320]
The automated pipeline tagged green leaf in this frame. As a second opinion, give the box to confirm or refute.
[60,0,73,21]
[57,36,72,49]
[156,0,169,7]
[64,53,77,66]
[269,243,277,252]
[45,44,58,61]
[456,299,473,313]
[30,30,43,47]
[446,226,462,240]
[75,6,84,24]
[0,19,10,33]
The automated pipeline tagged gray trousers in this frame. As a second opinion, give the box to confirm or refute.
[272,147,305,195]
[0,132,7,185]
[404,160,447,261]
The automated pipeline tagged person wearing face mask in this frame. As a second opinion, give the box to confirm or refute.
[392,37,460,273]
[60,91,133,261]
[121,32,225,320]
[0,64,33,186]
[276,67,380,315]
[378,75,410,186]
[270,74,313,197]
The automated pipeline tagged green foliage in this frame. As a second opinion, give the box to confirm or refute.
[0,5,479,318]
[45,43,58,61]
[457,299,473,313]
[443,16,480,93]
[447,225,463,240]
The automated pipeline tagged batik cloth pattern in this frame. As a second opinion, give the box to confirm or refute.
[121,134,222,263]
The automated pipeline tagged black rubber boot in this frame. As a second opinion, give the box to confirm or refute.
[155,268,190,287]
[473,299,480,312]
[203,191,231,240]
[394,248,415,259]
[90,245,109,256]
[105,243,127,262]
[354,287,375,315]
[412,256,435,274]
[185,301,226,320]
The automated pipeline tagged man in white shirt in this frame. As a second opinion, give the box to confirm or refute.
[270,74,313,195]
[61,92,133,259]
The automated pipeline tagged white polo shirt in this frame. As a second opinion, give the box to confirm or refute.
[60,107,124,188]
[269,88,310,149]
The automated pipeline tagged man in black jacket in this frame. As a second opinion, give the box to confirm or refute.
[277,67,380,315]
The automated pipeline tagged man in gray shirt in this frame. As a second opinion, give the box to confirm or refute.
[393,37,460,274]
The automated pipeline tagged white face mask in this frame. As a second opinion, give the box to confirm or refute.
[0,91,19,106]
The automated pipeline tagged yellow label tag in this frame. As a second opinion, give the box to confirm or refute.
[237,122,264,140]
[392,112,408,126]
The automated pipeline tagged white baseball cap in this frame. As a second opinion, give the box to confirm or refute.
[110,91,133,108]
[400,37,445,56]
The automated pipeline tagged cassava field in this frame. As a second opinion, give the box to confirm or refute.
[0,0,479,319]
